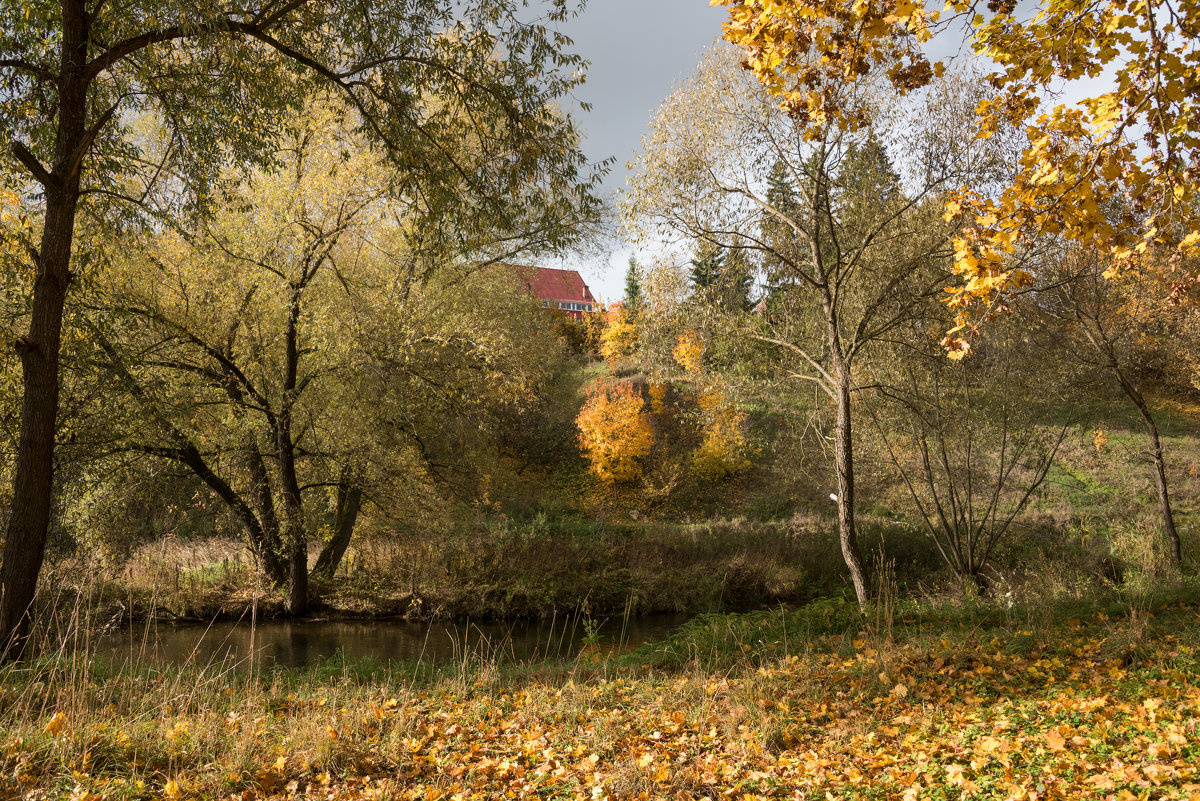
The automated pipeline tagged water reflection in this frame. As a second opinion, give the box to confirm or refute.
[96,614,689,670]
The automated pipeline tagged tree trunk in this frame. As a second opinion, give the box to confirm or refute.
[278,431,307,616]
[279,288,307,616]
[1137,405,1182,571]
[0,207,72,654]
[0,2,88,656]
[312,481,363,580]
[286,529,308,616]
[1115,371,1183,571]
[242,441,288,583]
[833,368,869,608]
[1151,445,1182,570]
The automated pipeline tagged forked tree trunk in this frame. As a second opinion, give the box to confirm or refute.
[279,287,308,616]
[0,4,88,655]
[312,481,363,580]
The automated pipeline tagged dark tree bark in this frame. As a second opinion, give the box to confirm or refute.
[311,481,363,580]
[278,288,308,616]
[0,1,88,656]
[243,440,287,581]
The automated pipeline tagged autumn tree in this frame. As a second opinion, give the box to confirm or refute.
[675,330,753,483]
[599,302,638,361]
[716,0,1200,351]
[576,380,655,484]
[625,48,1007,606]
[0,0,598,651]
[691,384,754,482]
[90,101,580,615]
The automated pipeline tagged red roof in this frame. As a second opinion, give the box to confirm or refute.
[513,266,597,304]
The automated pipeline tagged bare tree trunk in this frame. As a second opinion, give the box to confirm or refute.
[312,480,363,580]
[833,366,869,608]
[0,2,87,655]
[1113,370,1183,571]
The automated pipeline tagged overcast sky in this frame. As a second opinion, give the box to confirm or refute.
[544,0,731,303]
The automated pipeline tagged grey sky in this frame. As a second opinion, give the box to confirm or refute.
[546,0,730,303]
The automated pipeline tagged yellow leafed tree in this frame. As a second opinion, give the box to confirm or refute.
[692,383,754,481]
[716,0,1200,355]
[600,302,638,361]
[673,330,705,375]
[576,380,655,483]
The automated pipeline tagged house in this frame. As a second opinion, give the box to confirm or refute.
[514,266,600,320]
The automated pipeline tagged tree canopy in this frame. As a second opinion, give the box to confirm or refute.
[716,0,1200,355]
[0,0,602,651]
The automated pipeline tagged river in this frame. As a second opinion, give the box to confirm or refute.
[94,613,691,670]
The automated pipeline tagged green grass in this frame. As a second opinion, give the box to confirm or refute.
[5,586,1200,800]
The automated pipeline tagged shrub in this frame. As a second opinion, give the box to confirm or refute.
[576,380,655,483]
[692,383,753,481]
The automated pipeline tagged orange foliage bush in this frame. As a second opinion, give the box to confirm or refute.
[576,380,655,483]
[692,383,752,481]
[599,302,637,361]
[673,330,704,374]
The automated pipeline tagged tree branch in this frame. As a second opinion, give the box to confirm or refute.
[9,140,55,188]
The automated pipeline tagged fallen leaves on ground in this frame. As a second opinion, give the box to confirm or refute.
[4,605,1200,800]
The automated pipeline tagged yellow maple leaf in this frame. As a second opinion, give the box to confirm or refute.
[42,712,66,737]
[1045,728,1066,751]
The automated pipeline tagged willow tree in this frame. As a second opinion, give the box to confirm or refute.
[0,0,599,652]
[91,100,584,615]
[624,48,1008,606]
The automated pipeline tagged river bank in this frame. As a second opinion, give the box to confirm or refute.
[4,588,1199,800]
[42,508,1137,629]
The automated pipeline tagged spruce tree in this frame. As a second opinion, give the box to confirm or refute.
[689,240,725,290]
[624,257,643,312]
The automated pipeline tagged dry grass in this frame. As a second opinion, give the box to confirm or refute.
[4,590,1200,800]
